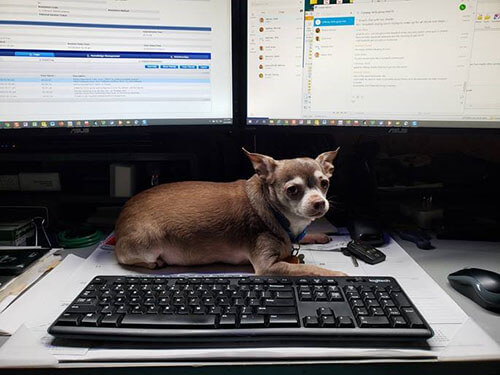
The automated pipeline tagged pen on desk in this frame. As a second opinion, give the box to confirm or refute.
[351,255,359,267]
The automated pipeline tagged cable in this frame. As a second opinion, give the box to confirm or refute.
[57,226,103,248]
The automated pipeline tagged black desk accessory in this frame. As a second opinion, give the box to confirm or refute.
[448,268,500,313]
[345,241,386,265]
[348,218,385,247]
[398,229,434,250]
[0,247,51,275]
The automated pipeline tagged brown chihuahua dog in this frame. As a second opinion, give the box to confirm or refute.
[114,149,346,276]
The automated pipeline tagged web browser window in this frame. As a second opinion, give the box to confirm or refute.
[0,0,233,129]
[248,0,500,128]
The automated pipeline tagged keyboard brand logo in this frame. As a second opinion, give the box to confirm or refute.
[368,279,391,283]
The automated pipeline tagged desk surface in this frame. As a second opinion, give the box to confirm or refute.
[1,236,499,373]
[398,236,500,345]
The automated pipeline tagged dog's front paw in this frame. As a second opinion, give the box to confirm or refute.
[300,233,330,244]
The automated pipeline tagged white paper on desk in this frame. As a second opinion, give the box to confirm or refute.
[439,318,500,360]
[0,325,58,367]
[0,255,84,336]
[56,346,436,362]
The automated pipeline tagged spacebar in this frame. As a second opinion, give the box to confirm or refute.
[121,314,216,328]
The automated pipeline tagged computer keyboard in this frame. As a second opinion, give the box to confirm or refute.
[49,275,433,344]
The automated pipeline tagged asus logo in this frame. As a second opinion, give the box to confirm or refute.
[70,128,90,134]
[388,128,408,134]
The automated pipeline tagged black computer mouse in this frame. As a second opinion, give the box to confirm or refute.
[448,268,500,313]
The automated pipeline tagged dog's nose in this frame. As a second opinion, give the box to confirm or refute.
[313,200,326,211]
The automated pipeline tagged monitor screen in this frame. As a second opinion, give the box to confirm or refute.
[0,0,232,129]
[247,0,500,129]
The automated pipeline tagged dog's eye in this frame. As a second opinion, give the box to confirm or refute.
[320,180,329,189]
[286,185,299,196]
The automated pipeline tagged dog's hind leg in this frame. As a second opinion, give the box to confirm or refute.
[115,229,165,269]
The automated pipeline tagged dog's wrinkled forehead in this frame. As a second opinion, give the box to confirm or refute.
[275,158,324,185]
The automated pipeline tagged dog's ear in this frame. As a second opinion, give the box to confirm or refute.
[242,148,277,183]
[315,147,340,178]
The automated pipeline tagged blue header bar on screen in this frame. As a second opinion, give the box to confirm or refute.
[2,49,211,59]
[314,17,355,26]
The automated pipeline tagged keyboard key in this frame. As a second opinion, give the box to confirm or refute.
[362,292,375,300]
[380,299,396,308]
[162,306,173,314]
[375,291,391,300]
[219,314,237,328]
[386,285,402,293]
[57,313,82,326]
[350,299,364,308]
[239,314,265,328]
[358,316,390,328]
[268,314,299,327]
[354,307,368,316]
[81,313,100,326]
[391,292,411,308]
[365,299,380,308]
[193,306,205,314]
[131,305,143,314]
[248,298,261,307]
[260,291,273,299]
[256,306,296,315]
[116,305,128,314]
[317,307,334,316]
[391,316,407,328]
[328,292,344,301]
[101,305,115,314]
[314,291,327,301]
[68,304,97,314]
[346,292,360,300]
[263,298,294,307]
[359,286,373,293]
[121,314,216,328]
[241,306,253,314]
[320,315,336,327]
[299,291,312,301]
[146,306,160,314]
[370,307,385,316]
[385,307,400,316]
[224,306,238,315]
[337,316,355,328]
[324,278,338,285]
[101,314,121,327]
[303,316,320,327]
[275,292,294,299]
[344,285,357,293]
[267,285,293,292]
[401,308,425,328]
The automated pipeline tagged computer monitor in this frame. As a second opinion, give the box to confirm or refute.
[247,0,500,130]
[0,0,233,130]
